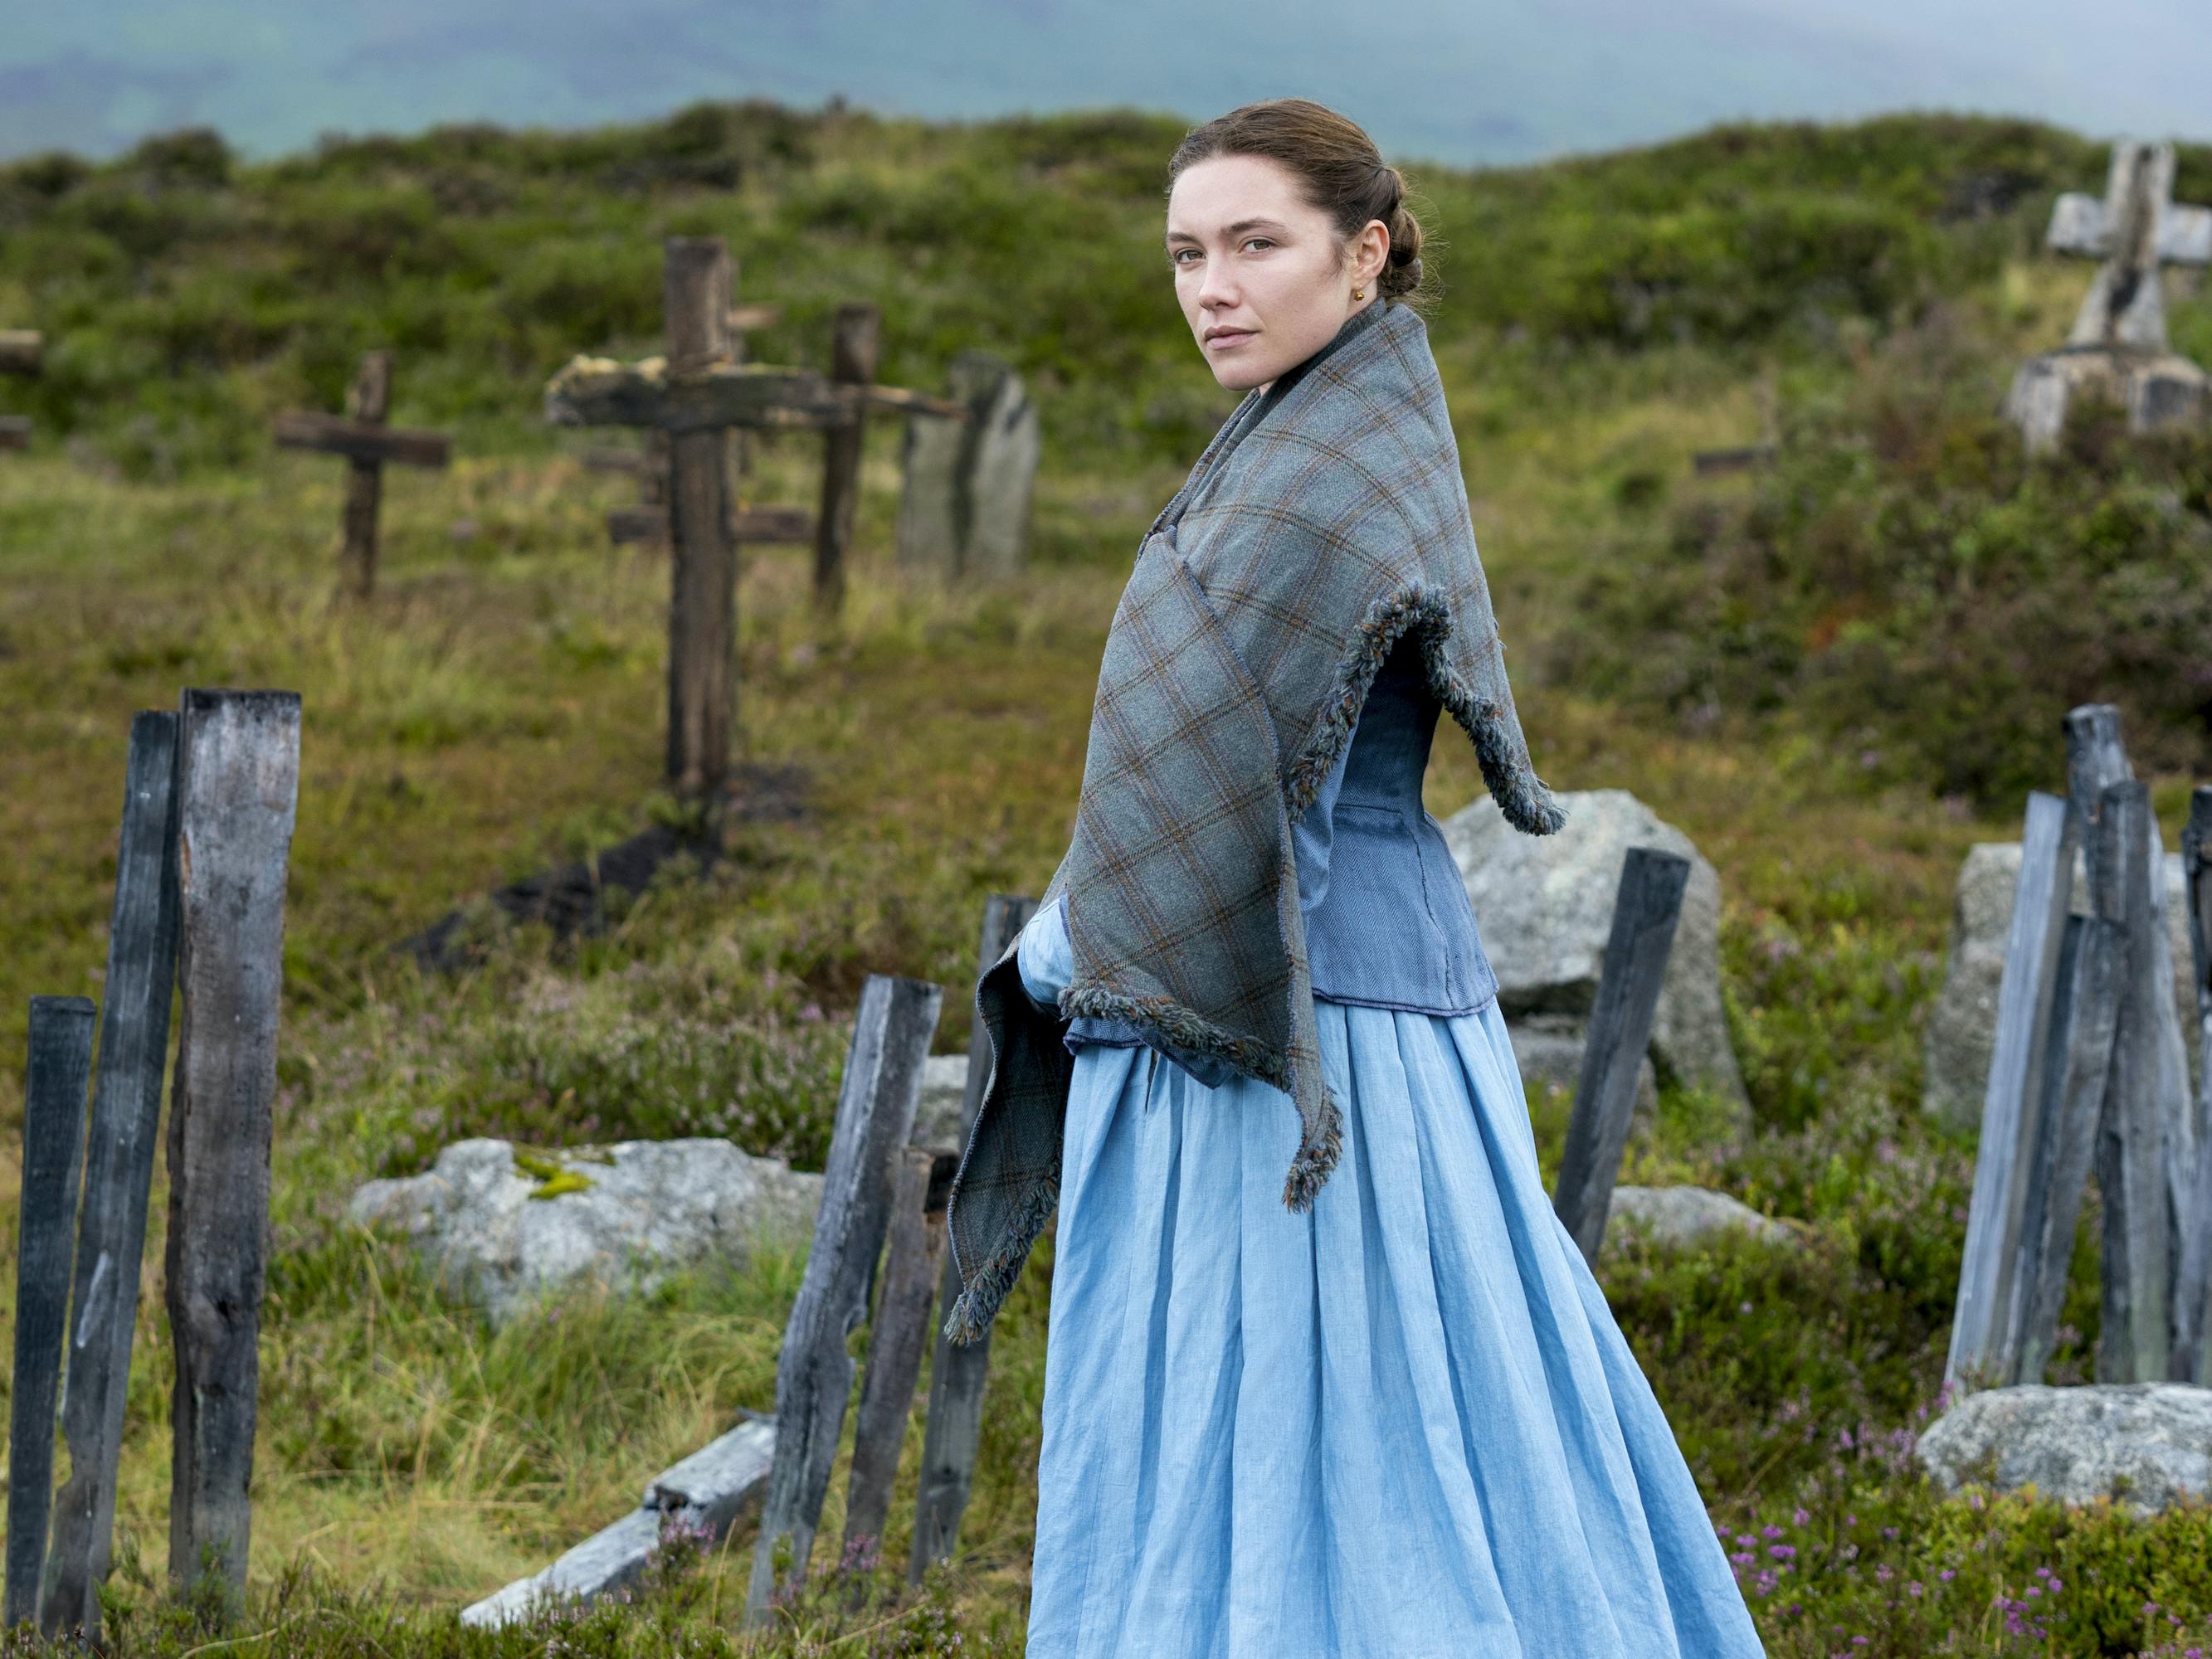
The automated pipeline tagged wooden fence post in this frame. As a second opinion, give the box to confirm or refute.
[2009,909,2127,1384]
[2093,778,2173,1380]
[42,713,185,1641]
[746,975,942,1625]
[910,893,1034,1584]
[662,238,738,805]
[1946,791,2077,1389]
[2174,786,2212,1381]
[164,689,302,1610]
[840,1145,948,1578]
[1551,847,1691,1264]
[814,304,879,615]
[6,998,95,1628]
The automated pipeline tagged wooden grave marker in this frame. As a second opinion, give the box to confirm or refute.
[1,328,41,450]
[745,973,941,1624]
[1550,848,1693,1264]
[5,998,95,1629]
[275,351,452,597]
[586,299,785,547]
[2173,787,2212,1381]
[2006,140,2212,453]
[42,713,186,1641]
[909,892,1034,1584]
[1946,789,2078,1388]
[545,237,962,801]
[1942,703,2206,1392]
[164,689,302,1608]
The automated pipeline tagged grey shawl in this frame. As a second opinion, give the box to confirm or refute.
[940,296,1567,1345]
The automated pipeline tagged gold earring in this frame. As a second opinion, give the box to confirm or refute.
[1352,286,1365,299]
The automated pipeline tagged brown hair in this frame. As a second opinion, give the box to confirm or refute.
[1166,98,1433,314]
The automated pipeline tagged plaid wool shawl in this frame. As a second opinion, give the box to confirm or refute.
[940,296,1567,1345]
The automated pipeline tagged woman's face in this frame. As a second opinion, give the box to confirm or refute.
[1165,153,1389,394]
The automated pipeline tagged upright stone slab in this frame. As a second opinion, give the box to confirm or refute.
[895,352,1039,581]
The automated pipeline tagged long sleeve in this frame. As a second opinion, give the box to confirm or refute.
[1016,893,1073,1013]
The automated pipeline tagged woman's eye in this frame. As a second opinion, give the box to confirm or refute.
[1244,237,1274,252]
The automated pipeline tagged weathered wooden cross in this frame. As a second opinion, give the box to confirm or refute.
[0,329,41,451]
[2006,140,2212,452]
[584,299,785,546]
[274,352,453,597]
[546,236,962,803]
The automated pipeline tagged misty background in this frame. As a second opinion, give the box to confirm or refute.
[5,0,2208,167]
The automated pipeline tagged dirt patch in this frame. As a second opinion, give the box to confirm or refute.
[398,761,810,971]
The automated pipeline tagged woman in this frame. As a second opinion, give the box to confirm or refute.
[939,98,1766,1657]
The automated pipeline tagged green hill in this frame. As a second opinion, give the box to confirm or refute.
[3,103,2212,1655]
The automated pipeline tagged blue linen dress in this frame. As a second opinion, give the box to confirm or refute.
[1010,637,1766,1658]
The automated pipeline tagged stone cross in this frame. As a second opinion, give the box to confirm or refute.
[1,329,41,451]
[274,352,452,597]
[2007,141,2212,452]
[544,236,962,802]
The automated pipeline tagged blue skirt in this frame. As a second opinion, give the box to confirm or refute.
[1025,996,1766,1659]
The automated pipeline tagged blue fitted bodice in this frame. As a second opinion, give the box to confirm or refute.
[1023,634,1499,1082]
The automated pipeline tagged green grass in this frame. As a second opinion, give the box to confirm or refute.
[2,99,2211,1656]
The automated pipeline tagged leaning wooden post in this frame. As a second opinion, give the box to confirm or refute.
[2093,777,2173,1381]
[164,690,302,1612]
[2174,786,2212,1381]
[2010,906,2127,1384]
[662,239,739,805]
[6,998,96,1629]
[909,893,1033,1584]
[746,975,942,1625]
[840,1145,948,1579]
[42,713,185,1641]
[1551,848,1691,1265]
[1945,790,2077,1389]
[813,304,879,615]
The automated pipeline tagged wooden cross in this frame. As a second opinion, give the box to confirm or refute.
[545,236,962,803]
[274,352,452,597]
[583,301,809,547]
[2045,140,2212,353]
[0,329,41,451]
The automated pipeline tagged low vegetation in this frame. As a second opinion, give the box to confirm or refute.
[1,100,2209,1655]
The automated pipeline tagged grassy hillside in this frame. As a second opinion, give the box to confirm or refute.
[2,102,2212,1655]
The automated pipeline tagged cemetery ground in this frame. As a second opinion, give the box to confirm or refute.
[3,110,2212,1654]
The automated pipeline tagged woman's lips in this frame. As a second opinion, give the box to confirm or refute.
[1206,329,1255,352]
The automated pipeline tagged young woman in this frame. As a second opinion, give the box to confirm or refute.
[939,98,1766,1658]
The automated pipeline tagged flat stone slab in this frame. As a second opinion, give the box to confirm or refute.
[1916,1384,2212,1515]
[1602,1185,1798,1255]
[349,1138,825,1325]
[461,1416,777,1627]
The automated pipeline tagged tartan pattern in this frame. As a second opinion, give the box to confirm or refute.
[942,299,1566,1345]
